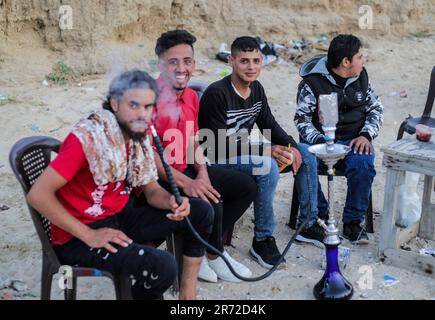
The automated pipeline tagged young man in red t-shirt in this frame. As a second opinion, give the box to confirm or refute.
[27,70,213,300]
[151,30,257,283]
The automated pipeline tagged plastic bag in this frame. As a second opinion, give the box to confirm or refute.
[396,172,422,228]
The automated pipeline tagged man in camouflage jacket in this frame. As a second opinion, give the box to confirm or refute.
[294,34,383,244]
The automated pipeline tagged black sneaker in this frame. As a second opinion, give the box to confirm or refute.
[343,221,369,244]
[295,222,325,248]
[249,236,285,269]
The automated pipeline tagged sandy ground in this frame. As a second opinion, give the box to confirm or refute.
[0,35,435,300]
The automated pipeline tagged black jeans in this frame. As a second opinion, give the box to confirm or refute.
[160,165,256,254]
[54,197,213,299]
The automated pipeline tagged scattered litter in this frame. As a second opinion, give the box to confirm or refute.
[419,247,435,257]
[215,36,332,67]
[30,124,41,132]
[0,292,13,300]
[400,244,412,251]
[277,57,290,66]
[217,68,231,78]
[312,42,329,51]
[0,277,34,297]
[193,69,206,76]
[262,55,277,66]
[0,94,9,101]
[360,293,369,299]
[396,172,421,228]
[216,52,230,63]
[275,47,301,63]
[41,80,49,86]
[0,205,10,211]
[216,43,231,63]
[219,43,228,53]
[271,286,282,294]
[389,90,408,98]
[320,246,351,270]
[382,275,399,287]
[49,126,62,133]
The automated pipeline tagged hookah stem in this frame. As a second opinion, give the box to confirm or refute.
[148,126,224,256]
[148,125,308,281]
[327,174,334,220]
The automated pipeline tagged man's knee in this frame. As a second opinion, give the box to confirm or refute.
[188,198,214,233]
[133,250,177,299]
[157,251,178,286]
[238,173,257,200]
[346,153,375,170]
[253,156,279,183]
[297,143,317,169]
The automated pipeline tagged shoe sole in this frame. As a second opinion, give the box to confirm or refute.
[216,274,242,283]
[295,234,325,248]
[249,248,275,269]
[342,234,369,245]
[198,275,218,283]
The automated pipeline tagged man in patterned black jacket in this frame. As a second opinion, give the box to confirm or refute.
[294,34,384,244]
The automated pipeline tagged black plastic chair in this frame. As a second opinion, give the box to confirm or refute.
[9,136,183,299]
[397,66,435,140]
[288,163,374,234]
[188,79,208,100]
[9,136,133,300]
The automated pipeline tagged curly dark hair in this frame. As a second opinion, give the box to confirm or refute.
[154,29,196,57]
[102,69,159,112]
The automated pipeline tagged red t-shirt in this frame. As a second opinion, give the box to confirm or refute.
[50,133,132,245]
[153,76,199,173]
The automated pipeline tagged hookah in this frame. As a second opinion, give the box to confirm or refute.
[148,124,310,283]
[308,93,353,300]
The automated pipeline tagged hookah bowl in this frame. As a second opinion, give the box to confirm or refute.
[308,142,353,300]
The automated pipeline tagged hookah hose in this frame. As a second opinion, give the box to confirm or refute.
[149,125,309,281]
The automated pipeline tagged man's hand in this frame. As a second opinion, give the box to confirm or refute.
[289,147,302,174]
[265,145,292,166]
[265,145,302,175]
[349,136,372,155]
[83,228,132,253]
[166,196,191,221]
[182,176,220,204]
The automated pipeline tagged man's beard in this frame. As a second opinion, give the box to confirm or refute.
[117,119,147,142]
[173,83,186,92]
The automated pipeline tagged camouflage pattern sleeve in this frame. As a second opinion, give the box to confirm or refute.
[294,82,324,144]
[360,82,384,140]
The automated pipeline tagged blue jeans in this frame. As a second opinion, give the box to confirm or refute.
[316,140,376,224]
[212,143,319,239]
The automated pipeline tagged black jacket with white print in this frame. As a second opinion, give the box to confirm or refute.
[294,55,383,144]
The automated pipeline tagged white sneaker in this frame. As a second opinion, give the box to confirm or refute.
[198,256,218,283]
[208,251,252,282]
[223,251,252,278]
